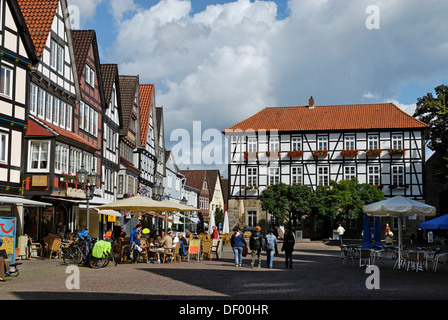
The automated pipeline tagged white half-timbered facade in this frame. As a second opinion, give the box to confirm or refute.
[224,99,429,231]
[0,0,38,201]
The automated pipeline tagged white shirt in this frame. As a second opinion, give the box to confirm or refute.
[337,226,345,235]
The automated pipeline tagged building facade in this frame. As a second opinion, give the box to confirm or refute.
[224,99,429,235]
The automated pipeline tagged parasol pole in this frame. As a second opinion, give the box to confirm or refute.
[398,216,402,269]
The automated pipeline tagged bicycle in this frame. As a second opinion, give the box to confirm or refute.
[63,236,98,267]
[435,236,448,246]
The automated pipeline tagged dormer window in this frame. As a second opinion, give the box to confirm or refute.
[50,39,63,74]
[85,64,95,87]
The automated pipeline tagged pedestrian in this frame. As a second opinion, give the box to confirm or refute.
[249,225,265,268]
[111,221,122,240]
[281,228,295,269]
[337,224,345,246]
[385,230,394,246]
[0,239,17,282]
[211,226,219,239]
[265,228,277,269]
[230,228,246,267]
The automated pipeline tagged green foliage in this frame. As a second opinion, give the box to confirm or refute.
[414,84,448,184]
[259,179,384,225]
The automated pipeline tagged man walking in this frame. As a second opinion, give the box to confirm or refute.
[337,224,345,246]
[249,226,265,268]
[265,228,277,269]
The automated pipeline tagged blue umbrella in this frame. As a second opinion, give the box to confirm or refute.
[362,213,372,248]
[374,216,382,248]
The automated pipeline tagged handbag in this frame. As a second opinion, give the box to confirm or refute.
[242,245,248,257]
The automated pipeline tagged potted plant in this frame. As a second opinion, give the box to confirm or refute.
[265,151,271,157]
[388,148,407,156]
[365,148,382,157]
[244,151,258,161]
[287,150,304,158]
[340,149,359,157]
[312,149,328,158]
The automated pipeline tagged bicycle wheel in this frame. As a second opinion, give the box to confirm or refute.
[89,252,108,269]
[63,246,82,264]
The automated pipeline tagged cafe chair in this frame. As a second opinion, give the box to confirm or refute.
[359,249,372,267]
[433,253,448,272]
[48,238,62,260]
[29,238,43,258]
[201,239,212,261]
[341,247,355,266]
[406,251,422,272]
[163,242,181,263]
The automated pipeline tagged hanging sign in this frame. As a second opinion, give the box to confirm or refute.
[0,217,17,263]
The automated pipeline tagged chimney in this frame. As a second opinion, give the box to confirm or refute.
[308,96,314,109]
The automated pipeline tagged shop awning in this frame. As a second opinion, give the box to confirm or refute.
[0,196,51,207]
[93,209,122,217]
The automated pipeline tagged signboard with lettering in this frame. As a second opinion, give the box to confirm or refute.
[188,239,201,262]
[32,175,48,187]
[0,217,17,263]
[66,187,86,199]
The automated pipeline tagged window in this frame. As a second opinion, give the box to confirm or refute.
[0,65,12,98]
[66,104,72,131]
[50,40,63,74]
[291,166,302,185]
[69,148,82,175]
[269,167,280,185]
[30,84,37,114]
[269,137,279,152]
[318,167,329,186]
[29,141,49,171]
[118,175,123,195]
[55,143,69,173]
[59,101,66,128]
[292,137,302,151]
[37,88,45,118]
[344,136,355,150]
[248,211,257,228]
[45,93,52,122]
[368,135,379,149]
[344,166,356,180]
[392,134,403,149]
[368,165,380,185]
[52,98,59,126]
[318,136,328,150]
[247,167,258,186]
[0,132,8,164]
[79,102,98,135]
[391,165,404,185]
[85,64,95,87]
[248,137,257,152]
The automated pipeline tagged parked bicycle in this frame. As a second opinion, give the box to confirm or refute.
[435,236,448,246]
[63,236,97,267]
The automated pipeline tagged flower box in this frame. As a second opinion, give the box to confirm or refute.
[243,185,258,190]
[287,150,304,158]
[388,148,407,156]
[312,149,328,158]
[372,184,383,190]
[244,151,258,161]
[340,149,359,157]
[265,151,271,157]
[365,148,382,157]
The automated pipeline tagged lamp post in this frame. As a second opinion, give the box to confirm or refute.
[152,182,164,233]
[77,165,98,233]
[181,197,187,232]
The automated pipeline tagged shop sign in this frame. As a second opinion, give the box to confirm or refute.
[66,187,86,199]
[32,175,48,187]
[0,217,17,263]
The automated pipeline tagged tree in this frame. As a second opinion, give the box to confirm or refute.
[414,84,448,184]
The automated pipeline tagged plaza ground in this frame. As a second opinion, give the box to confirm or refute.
[1,240,448,301]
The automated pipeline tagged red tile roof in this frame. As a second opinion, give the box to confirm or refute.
[17,0,60,57]
[72,30,96,79]
[139,84,154,147]
[224,103,428,133]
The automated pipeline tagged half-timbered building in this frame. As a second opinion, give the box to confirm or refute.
[224,98,429,234]
[136,83,157,197]
[154,106,166,190]
[100,63,122,201]
[0,0,39,224]
[18,0,88,239]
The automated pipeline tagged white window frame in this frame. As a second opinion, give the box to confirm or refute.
[291,166,302,185]
[28,140,50,172]
[292,137,302,151]
[30,84,37,115]
[0,65,13,99]
[368,135,379,149]
[45,92,52,122]
[368,165,380,185]
[50,39,63,74]
[0,131,8,164]
[269,167,280,185]
[318,136,328,150]
[391,165,404,185]
[247,137,257,152]
[247,167,258,186]
[37,88,45,118]
[52,97,59,126]
[344,135,356,150]
[66,103,72,131]
[317,166,329,186]
[344,166,356,180]
[59,101,66,128]
[269,137,279,152]
[55,142,69,174]
[392,134,403,149]
[85,64,95,87]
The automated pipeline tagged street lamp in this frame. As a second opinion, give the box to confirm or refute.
[77,165,98,233]
[181,197,187,232]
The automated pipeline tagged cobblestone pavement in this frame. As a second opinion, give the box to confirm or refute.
[1,241,448,301]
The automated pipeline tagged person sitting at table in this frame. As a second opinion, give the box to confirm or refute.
[178,233,188,246]
[131,233,147,263]
[153,232,173,263]
[130,224,142,243]
[0,239,17,282]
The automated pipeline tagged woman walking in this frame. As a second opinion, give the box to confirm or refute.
[265,228,277,269]
[281,228,295,269]
[231,228,246,267]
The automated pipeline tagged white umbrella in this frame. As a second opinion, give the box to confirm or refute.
[363,196,436,268]
[208,208,216,235]
[223,211,230,234]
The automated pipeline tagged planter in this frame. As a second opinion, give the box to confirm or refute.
[312,150,328,158]
[365,148,382,157]
[244,151,258,161]
[287,150,304,158]
[340,149,359,157]
[388,148,407,156]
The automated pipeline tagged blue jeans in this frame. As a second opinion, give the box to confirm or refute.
[233,247,243,265]
[266,249,275,268]
[339,235,343,246]
[284,251,293,268]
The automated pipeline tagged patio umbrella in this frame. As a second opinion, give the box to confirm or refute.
[374,216,382,247]
[363,196,436,268]
[208,208,216,235]
[419,214,448,229]
[94,195,181,212]
[362,214,372,248]
[223,211,230,234]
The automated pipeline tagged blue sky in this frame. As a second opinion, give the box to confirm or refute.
[69,0,448,172]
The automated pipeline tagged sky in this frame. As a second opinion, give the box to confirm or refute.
[68,0,448,176]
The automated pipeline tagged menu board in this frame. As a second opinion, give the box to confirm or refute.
[188,239,201,262]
